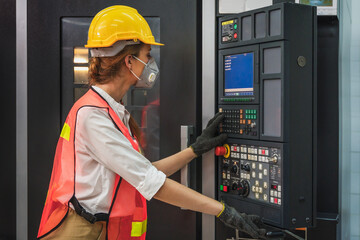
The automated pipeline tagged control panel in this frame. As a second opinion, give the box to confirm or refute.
[221,19,239,43]
[217,142,282,206]
[220,106,259,139]
[215,3,317,236]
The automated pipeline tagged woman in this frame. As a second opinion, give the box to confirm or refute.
[37,5,266,240]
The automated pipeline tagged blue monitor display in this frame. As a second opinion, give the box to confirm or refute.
[224,52,254,96]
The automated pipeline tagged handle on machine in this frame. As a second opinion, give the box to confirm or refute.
[180,125,194,188]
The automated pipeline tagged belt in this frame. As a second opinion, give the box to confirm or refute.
[70,196,109,224]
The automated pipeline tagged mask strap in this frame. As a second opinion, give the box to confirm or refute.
[132,55,147,66]
[130,69,141,81]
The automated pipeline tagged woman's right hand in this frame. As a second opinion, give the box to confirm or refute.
[190,112,227,156]
[217,202,267,239]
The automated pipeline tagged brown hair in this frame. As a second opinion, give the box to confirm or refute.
[88,43,144,141]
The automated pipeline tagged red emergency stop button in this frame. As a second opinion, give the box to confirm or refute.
[215,146,227,156]
[234,33,238,39]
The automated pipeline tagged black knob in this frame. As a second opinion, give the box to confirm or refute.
[231,165,238,174]
[232,183,238,191]
[238,180,250,197]
[241,163,251,172]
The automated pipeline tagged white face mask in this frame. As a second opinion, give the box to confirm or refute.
[130,55,159,88]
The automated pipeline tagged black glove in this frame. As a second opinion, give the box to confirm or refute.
[218,203,267,239]
[190,112,227,156]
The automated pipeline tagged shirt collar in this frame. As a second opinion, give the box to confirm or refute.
[92,86,127,118]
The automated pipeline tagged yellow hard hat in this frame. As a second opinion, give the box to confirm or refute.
[85,5,163,48]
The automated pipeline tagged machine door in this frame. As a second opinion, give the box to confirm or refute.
[28,1,201,239]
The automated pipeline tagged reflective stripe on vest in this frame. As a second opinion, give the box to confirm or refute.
[37,88,147,239]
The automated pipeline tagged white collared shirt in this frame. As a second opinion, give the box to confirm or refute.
[73,86,166,214]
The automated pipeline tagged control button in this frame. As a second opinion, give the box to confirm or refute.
[269,154,278,163]
[247,174,250,179]
[264,169,268,176]
[215,146,227,156]
[223,185,228,192]
[270,197,274,203]
[271,184,278,190]
[252,185,256,192]
[278,199,282,205]
[274,198,278,204]
[278,185,282,192]
[234,33,238,39]
[222,172,226,179]
[252,163,256,169]
[264,182,268,189]
[270,190,274,196]
[259,173,263,179]
[234,23,238,29]
[255,186,259,192]
[259,187,263,194]
[264,194,268,201]
[255,193,260,199]
[220,185,223,191]
[251,171,256,178]
[227,174,231,180]
[255,180,259,187]
[259,164,263,170]
[231,146,234,151]
[274,191,278,197]
[248,120,251,124]
[278,192,281,198]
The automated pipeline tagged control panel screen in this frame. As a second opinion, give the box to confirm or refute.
[224,53,254,96]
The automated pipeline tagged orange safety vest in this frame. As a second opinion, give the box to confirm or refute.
[37,88,147,239]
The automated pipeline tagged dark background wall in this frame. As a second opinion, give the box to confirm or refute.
[0,0,16,239]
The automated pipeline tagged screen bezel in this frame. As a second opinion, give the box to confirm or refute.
[218,45,260,104]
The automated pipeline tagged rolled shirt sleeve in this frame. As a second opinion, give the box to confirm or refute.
[77,106,166,200]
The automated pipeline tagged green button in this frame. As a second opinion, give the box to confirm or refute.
[254,110,257,114]
[254,115,257,119]
[220,185,224,191]
[234,24,237,30]
[246,110,249,114]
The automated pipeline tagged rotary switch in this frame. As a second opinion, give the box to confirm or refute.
[238,180,250,197]
[231,164,238,174]
[241,163,251,172]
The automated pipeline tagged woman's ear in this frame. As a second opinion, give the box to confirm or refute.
[125,55,132,70]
